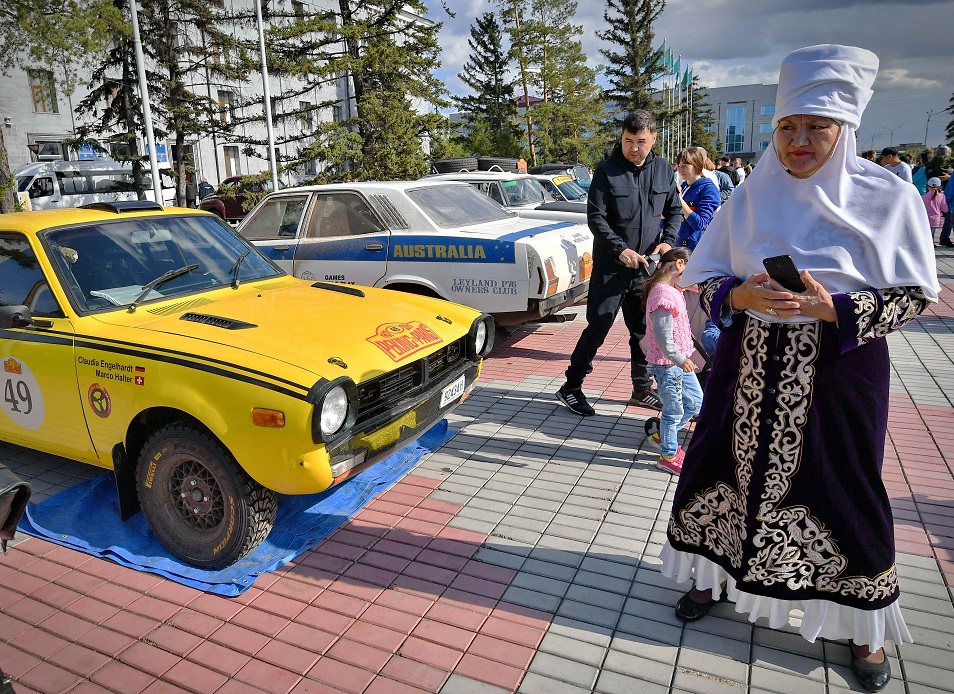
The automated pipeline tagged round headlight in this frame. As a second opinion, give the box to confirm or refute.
[474,320,487,355]
[320,385,349,437]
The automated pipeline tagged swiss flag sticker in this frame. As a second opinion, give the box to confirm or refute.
[135,375,145,386]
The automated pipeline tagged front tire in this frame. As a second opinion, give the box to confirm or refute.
[136,423,278,569]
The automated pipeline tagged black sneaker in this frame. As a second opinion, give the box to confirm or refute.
[629,388,663,410]
[556,386,595,416]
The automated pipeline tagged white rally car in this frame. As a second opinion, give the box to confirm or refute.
[236,180,593,326]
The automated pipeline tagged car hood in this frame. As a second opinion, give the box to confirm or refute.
[90,280,479,382]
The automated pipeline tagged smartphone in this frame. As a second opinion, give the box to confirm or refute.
[762,255,806,292]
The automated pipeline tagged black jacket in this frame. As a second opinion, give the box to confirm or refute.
[587,145,682,267]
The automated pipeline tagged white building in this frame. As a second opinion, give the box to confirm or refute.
[701,83,779,162]
[1,0,430,187]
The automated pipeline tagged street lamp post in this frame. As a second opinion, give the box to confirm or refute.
[883,125,901,148]
[925,110,936,148]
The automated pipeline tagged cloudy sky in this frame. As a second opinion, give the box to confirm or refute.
[421,0,954,152]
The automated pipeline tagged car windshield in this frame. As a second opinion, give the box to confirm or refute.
[500,178,553,207]
[556,178,587,200]
[16,176,31,193]
[42,214,283,313]
[406,184,514,228]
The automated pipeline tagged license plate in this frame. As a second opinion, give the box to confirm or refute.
[440,374,466,408]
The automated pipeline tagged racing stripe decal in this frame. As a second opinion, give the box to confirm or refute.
[2,328,312,400]
[495,222,577,243]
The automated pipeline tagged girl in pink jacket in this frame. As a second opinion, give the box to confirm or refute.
[923,177,949,243]
[642,247,703,474]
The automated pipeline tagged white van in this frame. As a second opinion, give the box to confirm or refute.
[14,160,177,211]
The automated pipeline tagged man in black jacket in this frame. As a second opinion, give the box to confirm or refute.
[556,110,682,416]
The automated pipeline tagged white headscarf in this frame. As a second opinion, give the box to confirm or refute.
[683,45,940,323]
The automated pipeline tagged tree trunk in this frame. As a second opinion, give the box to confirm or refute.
[0,127,17,213]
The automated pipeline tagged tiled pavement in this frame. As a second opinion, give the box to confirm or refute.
[2,253,954,693]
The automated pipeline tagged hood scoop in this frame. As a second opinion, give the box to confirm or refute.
[179,313,258,330]
[311,282,366,297]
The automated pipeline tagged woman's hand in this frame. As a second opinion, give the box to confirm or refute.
[793,270,837,322]
[681,358,696,373]
[732,272,802,317]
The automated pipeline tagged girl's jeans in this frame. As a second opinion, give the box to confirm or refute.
[648,364,703,457]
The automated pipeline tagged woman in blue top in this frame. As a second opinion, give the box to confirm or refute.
[676,147,721,250]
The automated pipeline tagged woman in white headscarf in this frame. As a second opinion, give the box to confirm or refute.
[659,45,939,693]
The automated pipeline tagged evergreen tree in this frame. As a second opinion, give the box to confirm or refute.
[520,0,603,164]
[598,0,666,119]
[687,78,716,154]
[233,0,446,182]
[494,0,537,165]
[454,12,521,158]
[946,91,954,144]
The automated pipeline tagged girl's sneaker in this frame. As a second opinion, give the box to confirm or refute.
[656,447,685,475]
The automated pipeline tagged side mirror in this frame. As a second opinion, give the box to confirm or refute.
[0,305,32,329]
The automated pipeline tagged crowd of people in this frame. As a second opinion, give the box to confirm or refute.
[554,44,943,694]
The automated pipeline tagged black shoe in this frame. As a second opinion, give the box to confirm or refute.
[675,590,720,622]
[940,240,954,248]
[556,386,595,416]
[629,388,662,410]
[850,648,891,692]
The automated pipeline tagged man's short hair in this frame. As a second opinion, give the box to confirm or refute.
[881,147,898,157]
[621,110,657,135]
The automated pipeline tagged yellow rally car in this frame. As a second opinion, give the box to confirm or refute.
[0,202,493,569]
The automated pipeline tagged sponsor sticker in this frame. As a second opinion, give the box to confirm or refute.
[367,321,443,361]
[1,358,45,430]
[87,383,112,419]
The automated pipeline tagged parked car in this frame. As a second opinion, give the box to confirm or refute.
[14,160,176,211]
[198,176,282,224]
[529,163,592,191]
[425,171,587,223]
[237,180,593,326]
[532,172,588,202]
[0,201,491,568]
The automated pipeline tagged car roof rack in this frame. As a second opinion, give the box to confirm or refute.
[80,201,164,214]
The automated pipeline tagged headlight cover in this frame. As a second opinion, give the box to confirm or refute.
[468,315,495,359]
[307,376,358,445]
[320,385,349,437]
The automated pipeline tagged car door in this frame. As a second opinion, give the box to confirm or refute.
[0,233,93,461]
[291,192,390,287]
[239,193,313,272]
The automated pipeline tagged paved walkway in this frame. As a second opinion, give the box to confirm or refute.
[2,252,954,694]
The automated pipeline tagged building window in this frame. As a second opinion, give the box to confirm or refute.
[703,122,713,133]
[760,105,775,116]
[28,70,58,113]
[218,90,234,124]
[292,0,305,17]
[759,141,770,151]
[725,106,746,153]
[223,145,241,178]
[760,123,774,134]
[300,101,314,130]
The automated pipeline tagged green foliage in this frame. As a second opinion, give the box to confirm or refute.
[599,0,667,120]
[946,91,954,145]
[454,12,522,157]
[233,0,445,182]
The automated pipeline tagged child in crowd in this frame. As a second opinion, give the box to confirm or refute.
[923,177,949,244]
[642,247,703,475]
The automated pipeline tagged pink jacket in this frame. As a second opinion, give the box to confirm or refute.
[922,191,949,227]
[645,284,694,366]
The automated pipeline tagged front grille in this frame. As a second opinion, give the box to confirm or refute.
[356,336,467,423]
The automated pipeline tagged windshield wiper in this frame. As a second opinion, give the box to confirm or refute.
[230,249,251,289]
[128,263,200,313]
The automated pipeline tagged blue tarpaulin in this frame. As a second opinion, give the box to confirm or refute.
[18,421,453,596]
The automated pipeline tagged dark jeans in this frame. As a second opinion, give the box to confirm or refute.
[565,268,652,391]
[941,208,953,245]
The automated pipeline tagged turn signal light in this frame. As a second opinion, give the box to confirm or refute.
[252,408,285,427]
